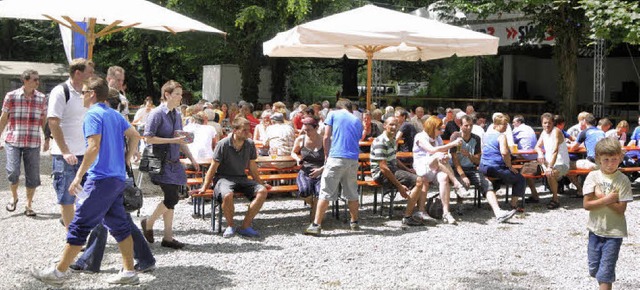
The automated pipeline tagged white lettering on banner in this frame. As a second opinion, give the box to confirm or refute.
[472,21,555,46]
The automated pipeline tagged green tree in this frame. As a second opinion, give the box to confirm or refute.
[580,0,640,45]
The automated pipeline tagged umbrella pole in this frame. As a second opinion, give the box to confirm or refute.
[366,50,373,111]
[87,19,97,60]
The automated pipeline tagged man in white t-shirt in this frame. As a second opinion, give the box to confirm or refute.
[106,66,129,119]
[47,58,94,228]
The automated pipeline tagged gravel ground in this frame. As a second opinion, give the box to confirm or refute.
[1,151,640,289]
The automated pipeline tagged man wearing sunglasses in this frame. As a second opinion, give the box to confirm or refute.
[0,69,48,217]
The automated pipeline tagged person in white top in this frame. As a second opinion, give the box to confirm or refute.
[132,96,154,131]
[183,111,217,164]
[413,116,465,224]
[534,113,571,209]
[47,59,95,228]
[605,120,628,147]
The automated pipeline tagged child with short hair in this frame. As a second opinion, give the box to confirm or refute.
[583,138,633,290]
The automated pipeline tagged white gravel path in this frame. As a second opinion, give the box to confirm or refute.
[1,151,640,289]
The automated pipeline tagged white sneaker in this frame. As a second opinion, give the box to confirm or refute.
[413,211,437,226]
[496,209,517,223]
[106,270,140,285]
[442,212,457,225]
[31,266,68,287]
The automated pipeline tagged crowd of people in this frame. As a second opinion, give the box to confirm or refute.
[0,60,633,289]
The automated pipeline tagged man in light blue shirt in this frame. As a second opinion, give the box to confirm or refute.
[304,98,362,236]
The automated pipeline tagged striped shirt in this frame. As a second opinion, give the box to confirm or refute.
[370,133,398,181]
[2,87,47,148]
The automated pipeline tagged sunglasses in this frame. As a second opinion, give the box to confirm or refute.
[82,90,94,94]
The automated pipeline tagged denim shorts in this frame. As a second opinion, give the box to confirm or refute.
[588,231,623,284]
[52,155,84,205]
[4,144,41,188]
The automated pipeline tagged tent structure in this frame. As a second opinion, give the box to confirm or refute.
[0,0,226,59]
[263,4,499,109]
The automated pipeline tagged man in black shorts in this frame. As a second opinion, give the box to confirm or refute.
[199,117,270,238]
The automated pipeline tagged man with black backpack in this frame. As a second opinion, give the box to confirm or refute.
[47,58,94,228]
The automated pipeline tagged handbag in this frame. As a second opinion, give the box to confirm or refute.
[139,145,166,175]
[426,193,443,219]
[123,166,143,212]
[520,160,542,175]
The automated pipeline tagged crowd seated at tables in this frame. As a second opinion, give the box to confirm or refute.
[157,98,640,230]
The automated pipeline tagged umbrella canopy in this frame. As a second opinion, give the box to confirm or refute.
[263,4,499,109]
[0,0,225,59]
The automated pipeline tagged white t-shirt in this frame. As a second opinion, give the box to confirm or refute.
[117,93,129,117]
[583,170,633,238]
[183,123,216,163]
[47,79,88,156]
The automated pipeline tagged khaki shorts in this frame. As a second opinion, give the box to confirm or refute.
[318,157,359,201]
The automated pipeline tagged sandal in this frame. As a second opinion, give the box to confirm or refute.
[510,204,525,213]
[547,200,560,210]
[24,207,36,217]
[5,198,18,212]
[525,196,540,204]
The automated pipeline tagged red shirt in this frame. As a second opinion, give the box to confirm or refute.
[2,87,47,148]
[245,113,260,134]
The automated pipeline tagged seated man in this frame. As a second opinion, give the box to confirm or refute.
[451,115,516,223]
[571,113,605,170]
[512,114,539,197]
[198,117,271,238]
[370,117,427,227]
[534,113,570,209]
[569,112,605,193]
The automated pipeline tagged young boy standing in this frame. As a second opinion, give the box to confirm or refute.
[583,138,633,290]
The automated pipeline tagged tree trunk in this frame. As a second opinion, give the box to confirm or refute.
[140,39,155,102]
[240,41,261,104]
[270,58,289,103]
[554,6,579,122]
[342,56,359,98]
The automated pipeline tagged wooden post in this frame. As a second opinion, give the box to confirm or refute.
[366,48,373,111]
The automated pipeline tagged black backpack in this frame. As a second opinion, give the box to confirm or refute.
[44,82,70,140]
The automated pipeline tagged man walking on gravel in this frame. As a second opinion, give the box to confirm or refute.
[305,98,362,236]
[0,69,48,217]
[47,58,94,228]
[32,77,141,287]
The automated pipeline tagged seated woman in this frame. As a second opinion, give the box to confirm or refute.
[254,110,272,156]
[360,110,381,153]
[291,117,324,221]
[183,111,218,165]
[132,96,155,130]
[480,113,525,211]
[413,116,465,224]
[605,120,628,147]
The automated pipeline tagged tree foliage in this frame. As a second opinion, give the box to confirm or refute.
[580,0,640,45]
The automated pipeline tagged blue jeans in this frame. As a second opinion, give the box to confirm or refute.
[588,232,622,284]
[73,213,155,272]
[52,155,84,205]
[480,164,525,197]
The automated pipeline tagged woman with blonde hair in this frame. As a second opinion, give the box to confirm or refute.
[412,116,465,224]
[606,120,628,146]
[480,114,525,211]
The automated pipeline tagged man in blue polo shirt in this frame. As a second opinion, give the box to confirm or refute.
[571,113,605,170]
[32,77,141,287]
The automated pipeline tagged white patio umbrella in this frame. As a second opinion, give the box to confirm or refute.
[263,4,499,110]
[0,0,226,59]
